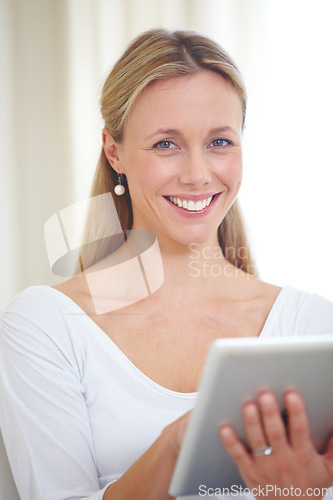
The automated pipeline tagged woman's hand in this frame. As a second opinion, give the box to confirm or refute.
[162,410,192,455]
[105,411,192,500]
[219,390,333,499]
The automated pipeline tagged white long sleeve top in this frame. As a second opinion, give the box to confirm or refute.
[1,285,333,500]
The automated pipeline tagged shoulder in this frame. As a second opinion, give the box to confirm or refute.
[1,285,73,329]
[278,286,333,316]
[267,286,333,337]
[293,287,333,333]
[0,286,86,369]
[52,276,93,313]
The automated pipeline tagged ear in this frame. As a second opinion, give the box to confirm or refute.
[102,128,123,173]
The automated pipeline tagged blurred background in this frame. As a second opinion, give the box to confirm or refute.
[1,0,333,310]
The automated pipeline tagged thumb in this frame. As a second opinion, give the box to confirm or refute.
[324,433,333,463]
[174,411,192,453]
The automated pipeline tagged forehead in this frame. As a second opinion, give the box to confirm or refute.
[123,70,244,139]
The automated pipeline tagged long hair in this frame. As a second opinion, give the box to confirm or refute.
[84,29,256,275]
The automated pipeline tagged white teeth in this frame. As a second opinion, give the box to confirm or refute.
[168,195,214,211]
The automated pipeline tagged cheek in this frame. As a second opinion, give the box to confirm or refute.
[217,155,243,187]
[125,156,173,201]
[137,157,175,190]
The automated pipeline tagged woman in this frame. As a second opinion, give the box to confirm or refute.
[1,29,333,500]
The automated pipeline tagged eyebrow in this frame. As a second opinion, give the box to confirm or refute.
[207,126,238,137]
[145,129,181,141]
[144,126,238,141]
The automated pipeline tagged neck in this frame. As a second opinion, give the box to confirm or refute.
[82,231,250,315]
[151,234,243,300]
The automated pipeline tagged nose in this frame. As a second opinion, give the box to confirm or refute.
[178,151,211,188]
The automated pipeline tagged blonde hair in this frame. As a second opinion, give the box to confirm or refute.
[87,28,256,274]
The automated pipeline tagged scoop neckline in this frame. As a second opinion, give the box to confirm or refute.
[33,285,199,399]
[29,284,290,398]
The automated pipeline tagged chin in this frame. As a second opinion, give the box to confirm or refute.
[170,230,218,249]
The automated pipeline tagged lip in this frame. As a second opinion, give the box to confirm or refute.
[163,192,222,217]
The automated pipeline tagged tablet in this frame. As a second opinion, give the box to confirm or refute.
[169,335,333,497]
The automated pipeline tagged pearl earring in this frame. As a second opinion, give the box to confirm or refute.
[114,174,125,196]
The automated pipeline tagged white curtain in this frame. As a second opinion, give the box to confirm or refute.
[1,0,333,310]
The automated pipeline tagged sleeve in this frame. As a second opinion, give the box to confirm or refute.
[0,290,114,500]
[297,292,333,336]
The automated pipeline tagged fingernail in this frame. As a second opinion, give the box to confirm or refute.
[260,392,275,406]
[286,391,299,405]
[219,426,232,439]
[244,402,257,417]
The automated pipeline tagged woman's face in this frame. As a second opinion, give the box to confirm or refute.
[105,70,244,249]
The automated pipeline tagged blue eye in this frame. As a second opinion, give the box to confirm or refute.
[154,140,176,150]
[210,138,231,148]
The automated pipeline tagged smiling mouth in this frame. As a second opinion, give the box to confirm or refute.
[165,195,215,212]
